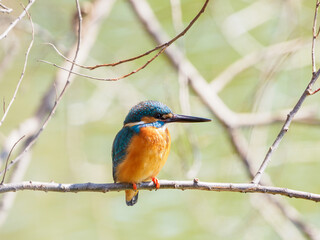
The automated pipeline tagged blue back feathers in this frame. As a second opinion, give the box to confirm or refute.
[112,127,134,181]
[112,100,172,181]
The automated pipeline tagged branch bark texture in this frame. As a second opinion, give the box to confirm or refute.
[1,180,319,202]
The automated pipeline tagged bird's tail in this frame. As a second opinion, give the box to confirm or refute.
[125,190,139,206]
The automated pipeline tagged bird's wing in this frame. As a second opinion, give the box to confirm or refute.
[112,127,135,181]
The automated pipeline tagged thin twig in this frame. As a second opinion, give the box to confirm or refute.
[0,180,319,202]
[252,70,320,184]
[0,136,25,185]
[309,87,320,95]
[40,46,167,81]
[42,0,209,81]
[252,69,320,184]
[0,3,12,13]
[0,3,34,127]
[38,59,111,80]
[309,1,320,95]
[44,40,166,70]
[89,0,209,69]
[0,0,36,40]
[312,1,320,74]
[58,0,208,70]
[0,0,82,174]
[251,4,320,183]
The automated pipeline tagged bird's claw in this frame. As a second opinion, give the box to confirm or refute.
[152,177,160,189]
[132,182,137,191]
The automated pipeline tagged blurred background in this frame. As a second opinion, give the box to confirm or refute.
[1,0,320,239]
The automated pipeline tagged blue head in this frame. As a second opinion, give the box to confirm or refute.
[124,100,172,125]
[124,100,211,129]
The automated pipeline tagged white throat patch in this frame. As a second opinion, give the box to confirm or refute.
[124,121,146,128]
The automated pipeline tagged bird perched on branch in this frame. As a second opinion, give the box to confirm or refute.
[112,100,211,206]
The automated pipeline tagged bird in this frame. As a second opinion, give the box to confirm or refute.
[112,100,211,206]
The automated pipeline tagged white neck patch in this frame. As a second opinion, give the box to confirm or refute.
[124,121,146,128]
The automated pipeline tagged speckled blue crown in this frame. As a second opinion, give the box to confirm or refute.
[124,100,172,124]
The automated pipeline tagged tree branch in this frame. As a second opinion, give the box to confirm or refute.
[0,3,34,127]
[312,1,320,73]
[0,135,25,185]
[251,52,320,184]
[41,0,209,81]
[0,180,319,202]
[0,2,12,13]
[0,0,82,175]
[0,0,36,40]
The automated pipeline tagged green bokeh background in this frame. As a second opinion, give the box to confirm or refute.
[1,0,320,239]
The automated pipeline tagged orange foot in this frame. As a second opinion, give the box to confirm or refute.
[152,177,160,189]
[132,182,137,191]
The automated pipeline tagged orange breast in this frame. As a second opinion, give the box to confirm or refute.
[115,126,171,183]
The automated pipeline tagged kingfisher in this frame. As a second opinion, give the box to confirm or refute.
[112,100,211,206]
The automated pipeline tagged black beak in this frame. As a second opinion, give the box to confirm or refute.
[165,114,211,123]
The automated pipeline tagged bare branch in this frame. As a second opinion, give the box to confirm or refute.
[312,1,320,73]
[0,4,34,127]
[252,55,320,183]
[308,1,320,95]
[37,59,110,80]
[40,46,168,81]
[42,0,209,81]
[0,136,25,185]
[0,3,12,13]
[0,0,36,40]
[85,0,209,70]
[248,0,320,186]
[0,0,82,176]
[0,180,319,202]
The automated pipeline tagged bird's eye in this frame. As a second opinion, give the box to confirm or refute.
[154,113,162,119]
